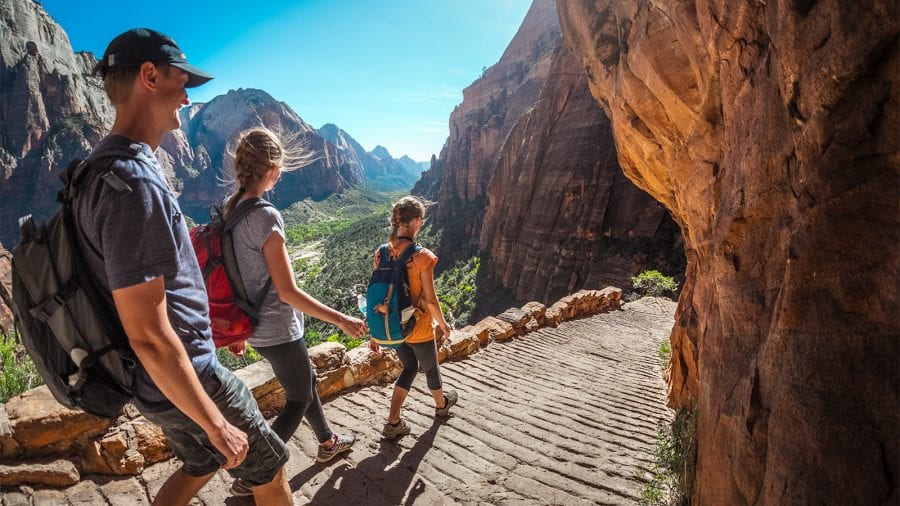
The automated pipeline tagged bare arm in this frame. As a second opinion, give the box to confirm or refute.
[419,262,451,340]
[261,231,366,338]
[111,277,248,469]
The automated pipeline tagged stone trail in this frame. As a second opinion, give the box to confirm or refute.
[1,298,675,505]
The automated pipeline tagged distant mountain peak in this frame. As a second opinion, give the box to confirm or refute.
[370,145,392,159]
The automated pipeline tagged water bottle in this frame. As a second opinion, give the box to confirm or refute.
[357,294,367,316]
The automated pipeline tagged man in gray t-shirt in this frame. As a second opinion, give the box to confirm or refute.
[84,28,292,504]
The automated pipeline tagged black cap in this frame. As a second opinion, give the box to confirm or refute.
[93,28,213,88]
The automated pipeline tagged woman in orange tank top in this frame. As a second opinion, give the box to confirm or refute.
[369,196,458,440]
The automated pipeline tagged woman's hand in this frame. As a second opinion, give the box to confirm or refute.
[368,339,382,355]
[228,341,246,357]
[338,315,367,338]
[436,323,451,346]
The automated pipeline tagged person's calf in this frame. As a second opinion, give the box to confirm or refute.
[251,465,292,505]
[152,469,215,506]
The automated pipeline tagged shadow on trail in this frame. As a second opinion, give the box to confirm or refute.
[303,418,448,504]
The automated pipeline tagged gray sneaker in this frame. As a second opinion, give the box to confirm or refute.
[316,433,356,463]
[382,418,411,440]
[230,478,253,497]
[435,389,458,417]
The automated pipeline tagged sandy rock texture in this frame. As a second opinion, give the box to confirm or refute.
[557,0,899,503]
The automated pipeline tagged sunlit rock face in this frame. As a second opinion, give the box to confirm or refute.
[175,88,361,218]
[416,0,679,305]
[0,0,114,246]
[557,0,899,503]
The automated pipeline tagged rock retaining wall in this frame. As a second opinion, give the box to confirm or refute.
[0,288,622,487]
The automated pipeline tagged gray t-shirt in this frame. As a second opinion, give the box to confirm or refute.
[231,203,304,348]
[75,135,217,412]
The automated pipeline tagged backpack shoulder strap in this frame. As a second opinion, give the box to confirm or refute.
[60,144,144,203]
[377,244,391,265]
[224,198,276,232]
[397,242,420,264]
[220,198,276,321]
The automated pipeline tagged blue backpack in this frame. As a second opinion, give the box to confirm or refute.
[366,241,422,348]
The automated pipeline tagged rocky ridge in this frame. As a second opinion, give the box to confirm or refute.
[317,124,420,190]
[0,0,114,247]
[173,89,362,217]
[557,0,899,503]
[414,0,680,304]
[0,0,409,249]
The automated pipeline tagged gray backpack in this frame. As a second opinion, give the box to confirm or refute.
[10,156,137,418]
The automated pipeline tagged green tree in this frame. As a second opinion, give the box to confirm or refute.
[632,270,678,297]
[0,330,43,403]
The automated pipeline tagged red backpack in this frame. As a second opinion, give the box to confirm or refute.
[190,198,273,349]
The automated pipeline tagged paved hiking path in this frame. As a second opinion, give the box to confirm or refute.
[3,298,676,505]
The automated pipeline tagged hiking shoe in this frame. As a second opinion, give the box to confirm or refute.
[316,432,356,463]
[382,418,411,440]
[230,478,253,497]
[435,389,458,417]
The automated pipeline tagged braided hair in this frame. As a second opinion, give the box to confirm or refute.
[222,127,285,217]
[389,196,426,247]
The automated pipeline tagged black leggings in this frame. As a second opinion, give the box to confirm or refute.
[254,339,332,444]
[395,340,442,391]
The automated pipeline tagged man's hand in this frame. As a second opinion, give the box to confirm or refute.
[368,339,382,355]
[209,420,249,470]
[112,277,249,471]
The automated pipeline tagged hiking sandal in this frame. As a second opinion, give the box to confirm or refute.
[435,389,458,417]
[382,418,411,440]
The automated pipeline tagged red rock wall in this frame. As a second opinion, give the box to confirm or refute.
[557,0,899,503]
[480,43,672,302]
[416,0,680,304]
[414,0,562,257]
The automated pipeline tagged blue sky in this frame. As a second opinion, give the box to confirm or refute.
[40,0,533,161]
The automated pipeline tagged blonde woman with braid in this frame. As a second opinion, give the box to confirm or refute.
[371,197,458,440]
[222,127,366,496]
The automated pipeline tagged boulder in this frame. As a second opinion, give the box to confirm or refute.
[308,341,349,371]
[4,387,110,453]
[347,347,402,387]
[444,330,480,359]
[0,459,79,487]
[544,306,563,327]
[520,302,547,326]
[234,360,283,417]
[462,324,491,347]
[132,420,170,465]
[0,403,19,459]
[496,307,531,335]
[472,316,516,342]
[316,365,354,400]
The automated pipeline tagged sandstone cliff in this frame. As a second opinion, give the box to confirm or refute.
[414,0,680,304]
[557,0,899,503]
[0,0,366,241]
[0,0,114,246]
[175,89,361,217]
